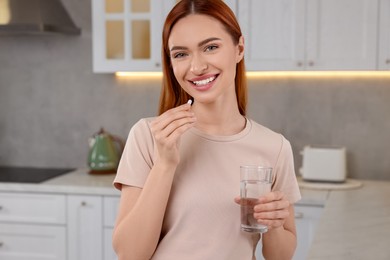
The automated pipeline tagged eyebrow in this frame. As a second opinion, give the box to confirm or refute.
[169,37,222,52]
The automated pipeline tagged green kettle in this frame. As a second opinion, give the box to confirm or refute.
[87,128,124,174]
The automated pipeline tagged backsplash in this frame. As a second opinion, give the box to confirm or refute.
[0,0,389,180]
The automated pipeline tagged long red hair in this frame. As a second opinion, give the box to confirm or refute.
[158,0,247,116]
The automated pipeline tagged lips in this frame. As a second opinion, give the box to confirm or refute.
[189,74,218,91]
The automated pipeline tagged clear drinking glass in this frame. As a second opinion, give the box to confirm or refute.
[240,166,273,233]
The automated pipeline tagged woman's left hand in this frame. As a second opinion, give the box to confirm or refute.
[253,191,290,231]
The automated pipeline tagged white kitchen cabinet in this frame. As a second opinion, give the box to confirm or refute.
[103,196,120,260]
[239,0,378,71]
[239,0,305,71]
[67,195,103,260]
[93,0,237,73]
[293,204,324,260]
[306,0,378,70]
[0,192,66,260]
[379,0,390,70]
[92,0,165,72]
[0,224,66,260]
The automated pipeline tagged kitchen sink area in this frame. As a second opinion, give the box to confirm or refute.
[0,166,74,183]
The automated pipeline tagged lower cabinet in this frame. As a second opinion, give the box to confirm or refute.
[0,192,67,260]
[103,196,120,260]
[0,224,66,260]
[104,228,116,260]
[293,204,324,260]
[67,195,121,260]
[67,195,103,260]
[0,191,120,260]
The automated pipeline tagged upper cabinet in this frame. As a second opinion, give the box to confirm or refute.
[92,0,386,72]
[239,0,379,71]
[238,0,305,71]
[92,0,236,73]
[379,0,390,70]
[92,0,166,72]
[305,0,378,70]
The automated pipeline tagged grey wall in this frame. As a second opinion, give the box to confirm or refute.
[1,0,389,180]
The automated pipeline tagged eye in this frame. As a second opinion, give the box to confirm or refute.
[172,52,187,59]
[205,45,218,52]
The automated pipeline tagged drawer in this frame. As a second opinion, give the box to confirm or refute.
[103,196,120,227]
[0,223,66,260]
[0,192,66,224]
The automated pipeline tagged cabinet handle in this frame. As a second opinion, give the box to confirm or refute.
[81,201,87,206]
[308,61,314,66]
[386,59,390,64]
[296,61,303,67]
[295,212,304,219]
[0,241,3,247]
[155,62,161,67]
[0,205,3,210]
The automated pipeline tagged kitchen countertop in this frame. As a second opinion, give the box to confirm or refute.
[305,180,390,260]
[0,168,119,196]
[1,169,389,259]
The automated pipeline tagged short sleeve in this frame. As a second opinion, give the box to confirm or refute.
[113,118,155,190]
[272,136,301,204]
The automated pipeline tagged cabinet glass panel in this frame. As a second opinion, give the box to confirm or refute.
[105,0,124,13]
[106,21,124,59]
[131,20,150,59]
[131,0,150,13]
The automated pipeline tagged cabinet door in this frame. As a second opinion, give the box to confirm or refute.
[0,192,66,224]
[293,205,324,260]
[67,195,103,260]
[103,196,120,228]
[92,0,164,72]
[0,223,66,260]
[238,0,306,71]
[103,196,120,259]
[306,0,378,70]
[379,0,390,70]
[104,228,117,260]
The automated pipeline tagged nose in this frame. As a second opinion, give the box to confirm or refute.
[190,54,208,74]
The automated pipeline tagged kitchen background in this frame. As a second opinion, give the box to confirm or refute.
[1,0,389,181]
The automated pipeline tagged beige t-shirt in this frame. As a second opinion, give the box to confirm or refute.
[114,118,301,260]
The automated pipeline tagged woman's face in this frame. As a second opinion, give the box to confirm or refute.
[168,14,244,105]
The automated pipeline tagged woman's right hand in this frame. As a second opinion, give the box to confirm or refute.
[150,102,196,167]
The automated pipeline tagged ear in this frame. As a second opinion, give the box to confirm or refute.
[236,35,245,63]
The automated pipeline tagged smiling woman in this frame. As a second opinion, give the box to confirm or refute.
[111,1,301,259]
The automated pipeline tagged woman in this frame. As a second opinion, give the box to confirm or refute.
[112,0,301,259]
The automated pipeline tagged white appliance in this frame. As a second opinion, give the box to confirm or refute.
[300,146,347,182]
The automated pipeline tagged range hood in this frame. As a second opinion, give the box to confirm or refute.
[0,0,81,35]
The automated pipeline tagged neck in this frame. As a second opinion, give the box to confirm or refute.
[192,102,246,136]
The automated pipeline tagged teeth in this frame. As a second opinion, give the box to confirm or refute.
[192,76,215,86]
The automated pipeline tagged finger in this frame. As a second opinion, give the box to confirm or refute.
[234,197,241,204]
[151,111,195,140]
[161,116,197,139]
[254,199,290,212]
[154,103,192,125]
[162,119,196,144]
[151,109,194,133]
[258,190,284,203]
[256,219,285,230]
[254,208,290,220]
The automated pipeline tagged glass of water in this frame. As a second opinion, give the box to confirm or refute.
[240,165,273,233]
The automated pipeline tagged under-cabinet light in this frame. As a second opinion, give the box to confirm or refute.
[245,71,390,78]
[115,71,390,79]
